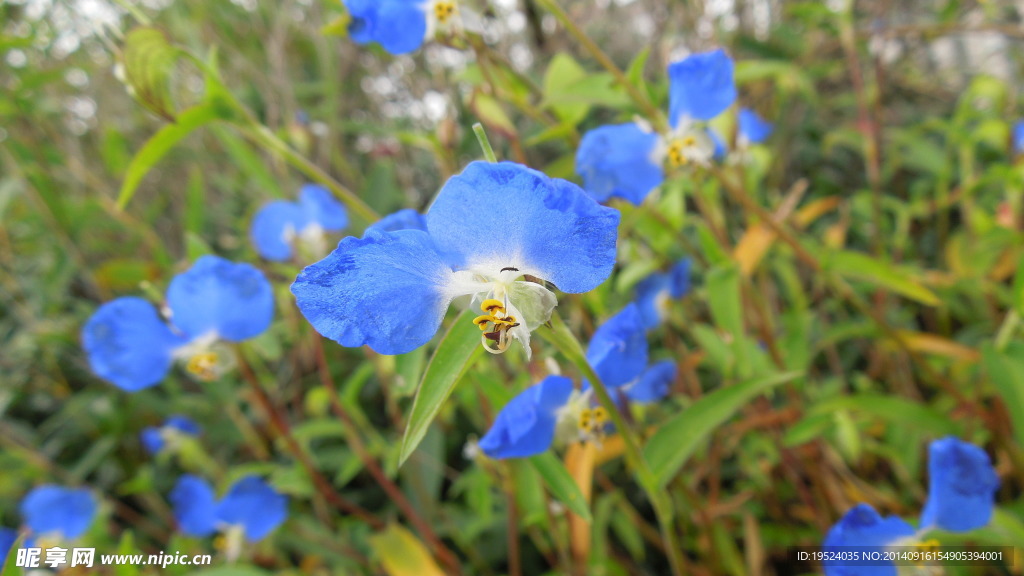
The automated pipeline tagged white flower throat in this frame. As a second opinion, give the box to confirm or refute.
[464,267,556,358]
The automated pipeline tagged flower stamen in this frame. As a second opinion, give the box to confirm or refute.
[473,298,520,355]
[433,0,457,24]
[186,352,220,381]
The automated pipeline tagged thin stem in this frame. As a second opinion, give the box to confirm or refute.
[473,123,499,163]
[533,0,664,130]
[311,337,463,575]
[994,311,1020,352]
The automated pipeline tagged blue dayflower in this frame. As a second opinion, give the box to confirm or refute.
[171,475,287,546]
[576,49,736,205]
[823,504,915,576]
[635,258,692,329]
[82,256,274,391]
[738,108,773,144]
[919,437,999,532]
[363,208,428,235]
[477,376,575,459]
[575,123,664,205]
[141,415,202,455]
[20,486,97,540]
[1013,120,1024,154]
[344,0,458,55]
[0,528,17,566]
[586,304,648,388]
[292,161,619,358]
[251,184,348,262]
[624,360,676,403]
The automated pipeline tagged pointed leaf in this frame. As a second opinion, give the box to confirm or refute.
[529,451,593,522]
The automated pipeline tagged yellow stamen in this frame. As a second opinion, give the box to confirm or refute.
[186,352,219,381]
[481,298,505,314]
[666,139,688,168]
[433,0,457,23]
[473,314,497,330]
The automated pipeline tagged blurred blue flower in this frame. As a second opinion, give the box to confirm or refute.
[141,415,202,455]
[20,486,96,540]
[823,504,915,576]
[82,256,274,391]
[363,208,428,235]
[251,184,348,262]
[0,528,17,566]
[738,108,773,144]
[576,49,736,205]
[477,375,575,459]
[292,161,619,358]
[344,0,458,55]
[624,360,676,404]
[171,475,287,543]
[1013,121,1024,154]
[919,437,999,532]
[635,258,692,329]
[586,304,648,388]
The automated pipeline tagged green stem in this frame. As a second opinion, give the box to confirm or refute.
[994,310,1020,352]
[533,0,665,130]
[473,123,498,163]
[541,314,686,576]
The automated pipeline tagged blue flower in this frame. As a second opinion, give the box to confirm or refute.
[0,528,17,566]
[141,415,202,455]
[586,304,648,388]
[363,208,428,235]
[823,504,915,576]
[635,258,692,329]
[1013,120,1024,154]
[919,437,999,532]
[171,475,288,544]
[344,0,458,55]
[292,161,619,358]
[477,376,575,459]
[576,49,736,205]
[624,360,676,403]
[82,256,274,391]
[251,184,348,262]
[738,108,773,144]
[20,486,97,540]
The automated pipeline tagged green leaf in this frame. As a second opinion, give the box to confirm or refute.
[529,451,592,522]
[121,27,181,121]
[982,343,1024,449]
[117,102,221,209]
[398,309,482,466]
[469,92,516,138]
[705,263,744,339]
[189,568,272,576]
[644,371,803,488]
[1013,252,1024,316]
[543,53,589,125]
[368,524,445,576]
[114,531,141,576]
[808,394,962,436]
[828,250,941,306]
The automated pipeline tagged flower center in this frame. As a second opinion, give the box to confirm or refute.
[473,298,520,355]
[433,0,457,24]
[577,406,609,438]
[186,352,220,381]
[666,136,696,168]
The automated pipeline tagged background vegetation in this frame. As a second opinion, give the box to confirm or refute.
[1,0,1023,574]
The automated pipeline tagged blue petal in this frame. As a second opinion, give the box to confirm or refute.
[739,108,773,143]
[478,376,575,459]
[364,208,428,235]
[635,273,671,329]
[668,49,737,125]
[216,477,288,542]
[291,229,462,355]
[920,437,999,532]
[81,297,185,392]
[20,486,96,539]
[166,256,274,342]
[170,475,218,537]
[626,361,675,403]
[251,200,306,261]
[586,304,648,388]
[299,184,348,231]
[140,427,164,454]
[668,258,692,298]
[427,161,620,293]
[165,415,201,436]
[0,528,16,566]
[576,123,663,205]
[1014,121,1024,154]
[344,0,427,55]
[823,504,914,576]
